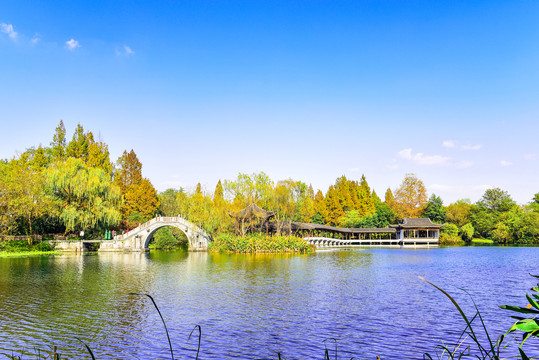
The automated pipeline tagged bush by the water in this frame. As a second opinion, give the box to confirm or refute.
[439,224,465,246]
[0,240,55,255]
[210,233,313,253]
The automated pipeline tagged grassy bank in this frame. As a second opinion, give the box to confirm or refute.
[472,238,494,244]
[0,250,58,257]
[0,240,58,257]
[209,233,313,253]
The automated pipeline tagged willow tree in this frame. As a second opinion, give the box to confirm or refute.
[224,172,274,210]
[46,158,122,234]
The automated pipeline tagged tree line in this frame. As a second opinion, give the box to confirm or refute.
[1,122,538,244]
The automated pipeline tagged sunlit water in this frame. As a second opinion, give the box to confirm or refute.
[0,247,538,359]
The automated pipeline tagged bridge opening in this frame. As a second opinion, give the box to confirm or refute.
[82,242,100,251]
[147,226,189,250]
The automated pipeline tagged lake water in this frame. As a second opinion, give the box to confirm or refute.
[0,247,538,359]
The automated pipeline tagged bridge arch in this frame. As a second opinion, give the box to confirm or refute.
[101,216,212,252]
[143,223,192,249]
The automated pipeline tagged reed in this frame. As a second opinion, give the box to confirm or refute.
[421,274,539,360]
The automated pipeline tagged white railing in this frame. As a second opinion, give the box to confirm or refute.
[113,216,185,241]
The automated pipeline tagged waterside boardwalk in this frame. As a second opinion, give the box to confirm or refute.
[293,218,442,248]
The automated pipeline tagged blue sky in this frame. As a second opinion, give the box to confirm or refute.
[1,1,538,204]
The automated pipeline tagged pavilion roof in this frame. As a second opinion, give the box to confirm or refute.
[228,203,276,220]
[389,218,443,229]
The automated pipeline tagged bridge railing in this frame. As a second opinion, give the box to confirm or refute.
[113,216,185,240]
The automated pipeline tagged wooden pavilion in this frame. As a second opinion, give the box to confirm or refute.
[228,203,276,235]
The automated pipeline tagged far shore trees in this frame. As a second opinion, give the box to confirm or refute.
[1,121,538,244]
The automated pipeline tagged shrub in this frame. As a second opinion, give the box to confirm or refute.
[439,224,464,245]
[460,223,475,242]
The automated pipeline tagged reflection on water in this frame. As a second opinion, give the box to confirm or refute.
[0,247,538,359]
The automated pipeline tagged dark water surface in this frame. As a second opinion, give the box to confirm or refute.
[0,247,538,359]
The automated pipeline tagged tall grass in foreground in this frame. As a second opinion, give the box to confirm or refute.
[421,275,539,360]
[209,233,313,253]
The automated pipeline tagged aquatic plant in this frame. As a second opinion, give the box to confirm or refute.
[500,274,539,354]
[421,275,539,360]
[209,233,313,253]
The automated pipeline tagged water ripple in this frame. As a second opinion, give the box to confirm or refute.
[0,248,538,359]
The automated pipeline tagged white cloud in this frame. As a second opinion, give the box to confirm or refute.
[116,45,135,56]
[524,153,536,160]
[397,148,450,165]
[500,160,512,167]
[456,160,473,169]
[124,45,134,55]
[65,38,80,50]
[349,167,359,172]
[0,23,18,40]
[461,144,482,151]
[31,34,40,45]
[442,140,455,148]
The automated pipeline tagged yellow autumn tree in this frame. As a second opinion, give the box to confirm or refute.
[324,185,345,226]
[313,189,327,224]
[115,150,159,227]
[392,173,427,219]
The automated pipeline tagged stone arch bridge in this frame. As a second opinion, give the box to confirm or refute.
[99,216,212,252]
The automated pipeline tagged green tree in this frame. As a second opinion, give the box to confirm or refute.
[45,158,122,234]
[477,187,516,212]
[150,227,187,249]
[439,223,462,245]
[66,124,90,160]
[445,199,472,227]
[159,188,183,216]
[0,159,57,241]
[372,190,381,206]
[460,223,474,242]
[86,132,113,175]
[423,194,446,223]
[50,120,67,160]
[224,172,274,210]
[470,188,516,239]
[492,222,512,243]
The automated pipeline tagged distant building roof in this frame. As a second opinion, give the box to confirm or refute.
[390,218,443,229]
